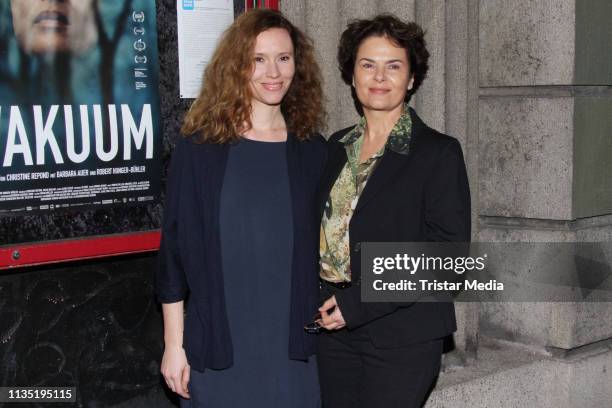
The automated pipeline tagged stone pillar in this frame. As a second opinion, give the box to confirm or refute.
[477,0,612,351]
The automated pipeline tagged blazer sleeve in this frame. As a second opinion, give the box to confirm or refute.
[424,138,471,242]
[335,138,471,329]
[335,291,399,329]
[155,138,190,304]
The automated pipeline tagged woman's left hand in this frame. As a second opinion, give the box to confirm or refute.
[318,295,346,330]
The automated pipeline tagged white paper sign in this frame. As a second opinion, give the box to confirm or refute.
[177,0,234,98]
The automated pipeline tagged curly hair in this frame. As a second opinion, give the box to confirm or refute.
[182,9,325,143]
[338,14,429,101]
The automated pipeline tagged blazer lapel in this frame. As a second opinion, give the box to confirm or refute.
[353,108,426,214]
[353,150,410,214]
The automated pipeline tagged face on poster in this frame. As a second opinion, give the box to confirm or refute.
[10,0,98,55]
[0,0,161,215]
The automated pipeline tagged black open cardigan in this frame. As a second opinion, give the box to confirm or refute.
[155,133,326,371]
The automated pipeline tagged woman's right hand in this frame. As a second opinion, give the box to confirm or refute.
[161,345,191,399]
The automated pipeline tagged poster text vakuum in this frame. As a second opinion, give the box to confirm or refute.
[1,104,154,167]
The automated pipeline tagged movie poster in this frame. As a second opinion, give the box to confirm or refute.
[0,0,161,215]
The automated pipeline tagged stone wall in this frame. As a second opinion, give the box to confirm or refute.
[477,0,612,351]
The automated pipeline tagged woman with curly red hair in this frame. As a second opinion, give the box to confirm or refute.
[155,9,326,408]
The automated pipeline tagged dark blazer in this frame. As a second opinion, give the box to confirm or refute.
[318,108,471,348]
[155,133,326,371]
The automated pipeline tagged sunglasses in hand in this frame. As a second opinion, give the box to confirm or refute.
[303,306,336,334]
[304,312,322,334]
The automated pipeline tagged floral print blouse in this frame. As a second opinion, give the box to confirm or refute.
[320,105,413,282]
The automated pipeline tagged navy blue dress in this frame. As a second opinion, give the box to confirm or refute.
[182,138,320,407]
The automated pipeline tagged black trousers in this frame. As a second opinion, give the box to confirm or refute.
[317,328,442,408]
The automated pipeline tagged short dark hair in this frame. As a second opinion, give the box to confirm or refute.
[338,14,429,101]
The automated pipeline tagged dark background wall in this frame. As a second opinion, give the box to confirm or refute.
[0,255,173,408]
[0,1,247,406]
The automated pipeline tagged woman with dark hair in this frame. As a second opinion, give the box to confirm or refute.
[155,9,326,408]
[314,14,470,408]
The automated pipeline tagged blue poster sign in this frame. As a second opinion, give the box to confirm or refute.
[0,0,161,214]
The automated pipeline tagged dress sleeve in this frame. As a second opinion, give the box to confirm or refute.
[155,138,189,303]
